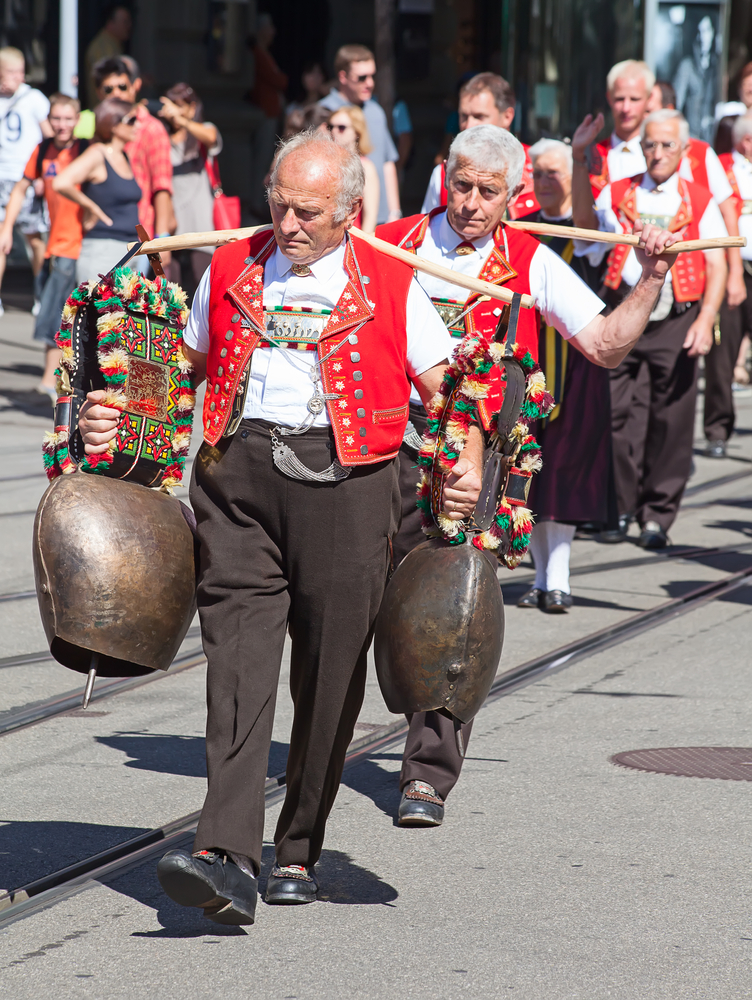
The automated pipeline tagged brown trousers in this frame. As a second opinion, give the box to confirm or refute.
[394,404,474,800]
[609,303,699,531]
[190,419,400,872]
[703,270,752,443]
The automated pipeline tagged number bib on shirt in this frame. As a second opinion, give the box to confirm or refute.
[259,306,333,351]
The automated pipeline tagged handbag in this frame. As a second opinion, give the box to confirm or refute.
[203,148,241,230]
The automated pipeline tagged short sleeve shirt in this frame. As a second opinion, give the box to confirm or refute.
[0,84,50,182]
[414,211,605,339]
[184,240,453,428]
[23,141,85,258]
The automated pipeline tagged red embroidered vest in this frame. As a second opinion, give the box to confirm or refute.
[203,232,415,467]
[684,138,710,191]
[437,144,540,219]
[603,174,711,303]
[377,208,541,428]
[719,152,744,218]
[589,140,612,197]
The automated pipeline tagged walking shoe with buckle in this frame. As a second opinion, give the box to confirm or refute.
[705,439,726,459]
[598,514,631,544]
[542,589,573,613]
[398,779,445,827]
[156,849,258,925]
[265,864,319,904]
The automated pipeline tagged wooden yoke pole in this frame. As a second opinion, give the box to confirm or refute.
[127,226,537,310]
[505,219,746,254]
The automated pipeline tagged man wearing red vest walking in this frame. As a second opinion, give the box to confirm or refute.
[573,109,728,548]
[79,131,484,925]
[420,73,540,221]
[705,114,752,456]
[379,124,683,826]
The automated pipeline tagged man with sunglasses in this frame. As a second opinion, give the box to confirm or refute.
[318,44,401,225]
[572,109,728,549]
[92,56,174,263]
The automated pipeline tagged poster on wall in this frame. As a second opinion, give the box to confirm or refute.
[645,1,729,143]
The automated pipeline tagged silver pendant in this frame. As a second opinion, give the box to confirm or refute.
[307,393,325,415]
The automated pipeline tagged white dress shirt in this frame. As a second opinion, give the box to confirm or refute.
[421,163,444,214]
[729,150,752,260]
[601,132,647,184]
[414,210,605,337]
[183,240,454,428]
[585,171,728,287]
[678,143,733,205]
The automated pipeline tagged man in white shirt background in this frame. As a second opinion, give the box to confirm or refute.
[573,109,728,548]
[0,47,52,317]
[704,113,752,456]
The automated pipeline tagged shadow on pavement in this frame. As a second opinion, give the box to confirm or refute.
[339,757,401,823]
[95,732,290,780]
[0,819,150,890]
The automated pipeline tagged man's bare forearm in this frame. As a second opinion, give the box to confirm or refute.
[571,160,599,230]
[572,274,665,368]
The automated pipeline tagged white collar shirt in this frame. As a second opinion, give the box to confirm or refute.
[605,131,647,183]
[183,238,453,428]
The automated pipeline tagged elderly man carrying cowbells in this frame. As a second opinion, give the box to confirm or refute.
[377,123,682,830]
[78,130,484,925]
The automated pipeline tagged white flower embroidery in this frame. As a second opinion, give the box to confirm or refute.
[234,346,242,356]
[338,400,347,409]
[333,362,342,372]
[335,381,345,390]
[346,435,354,445]
[342,417,351,427]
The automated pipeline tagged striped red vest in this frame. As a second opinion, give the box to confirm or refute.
[603,174,711,303]
[203,231,415,466]
[377,209,541,428]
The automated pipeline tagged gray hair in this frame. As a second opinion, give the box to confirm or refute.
[446,124,525,193]
[528,138,573,175]
[266,129,364,223]
[732,113,752,147]
[640,108,690,145]
[606,59,655,95]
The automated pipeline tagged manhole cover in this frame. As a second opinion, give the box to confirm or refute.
[611,747,752,781]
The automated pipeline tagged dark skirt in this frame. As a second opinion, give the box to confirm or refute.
[528,343,611,524]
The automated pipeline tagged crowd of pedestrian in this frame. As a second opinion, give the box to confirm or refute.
[0,31,747,617]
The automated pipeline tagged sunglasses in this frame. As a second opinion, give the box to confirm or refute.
[120,113,138,126]
[326,123,350,133]
[352,73,375,83]
[103,82,130,95]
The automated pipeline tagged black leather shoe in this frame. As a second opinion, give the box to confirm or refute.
[637,521,668,549]
[157,849,257,925]
[398,780,445,827]
[517,586,544,609]
[706,439,726,459]
[542,589,573,613]
[265,864,319,904]
[598,514,631,544]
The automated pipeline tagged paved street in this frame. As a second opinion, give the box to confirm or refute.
[0,283,751,999]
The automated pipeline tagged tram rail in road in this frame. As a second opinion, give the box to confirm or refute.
[1,561,751,928]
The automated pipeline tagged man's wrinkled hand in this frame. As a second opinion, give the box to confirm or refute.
[683,317,714,358]
[633,219,680,281]
[571,112,605,162]
[442,456,482,521]
[79,390,121,454]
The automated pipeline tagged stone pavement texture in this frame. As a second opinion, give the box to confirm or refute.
[0,288,751,998]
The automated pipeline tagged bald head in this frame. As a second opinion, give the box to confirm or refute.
[267,130,364,264]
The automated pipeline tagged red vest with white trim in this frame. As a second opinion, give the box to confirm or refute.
[589,140,612,197]
[438,144,540,219]
[719,151,744,218]
[683,137,710,191]
[203,231,415,467]
[603,173,711,302]
[377,208,541,428]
